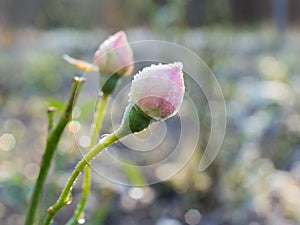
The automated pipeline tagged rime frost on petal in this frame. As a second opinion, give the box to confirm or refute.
[129,62,185,120]
[93,31,134,76]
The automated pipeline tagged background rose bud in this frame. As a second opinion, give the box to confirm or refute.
[129,62,185,121]
[94,31,134,76]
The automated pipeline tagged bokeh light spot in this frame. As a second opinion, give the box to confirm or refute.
[128,187,144,200]
[0,133,16,151]
[68,121,81,133]
[184,209,201,225]
[140,187,155,204]
[79,135,91,148]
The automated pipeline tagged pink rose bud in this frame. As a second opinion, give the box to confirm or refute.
[94,31,134,76]
[129,62,185,121]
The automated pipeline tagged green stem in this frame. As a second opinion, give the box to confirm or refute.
[90,93,109,146]
[47,107,56,132]
[43,128,128,225]
[66,93,109,225]
[65,164,90,225]
[24,77,85,225]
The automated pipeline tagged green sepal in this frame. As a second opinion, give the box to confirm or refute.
[128,104,152,133]
[119,104,152,135]
[101,74,120,95]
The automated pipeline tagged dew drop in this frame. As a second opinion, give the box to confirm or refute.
[98,134,109,143]
[77,212,85,224]
[78,218,85,224]
[64,192,72,205]
[100,134,109,139]
[65,200,72,205]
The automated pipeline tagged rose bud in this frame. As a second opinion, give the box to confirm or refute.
[63,31,134,95]
[94,31,134,76]
[117,62,185,134]
[130,62,185,121]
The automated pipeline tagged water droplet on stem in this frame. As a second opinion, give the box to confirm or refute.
[78,212,85,224]
[100,134,109,139]
[64,192,72,205]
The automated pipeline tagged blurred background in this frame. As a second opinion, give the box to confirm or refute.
[1,0,300,225]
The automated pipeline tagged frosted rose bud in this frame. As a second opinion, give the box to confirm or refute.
[94,31,134,76]
[129,62,185,121]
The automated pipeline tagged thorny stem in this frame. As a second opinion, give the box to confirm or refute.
[66,93,109,225]
[42,128,128,225]
[24,76,85,225]
[65,165,90,225]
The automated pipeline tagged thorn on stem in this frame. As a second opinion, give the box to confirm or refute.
[47,207,54,216]
[47,107,56,131]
